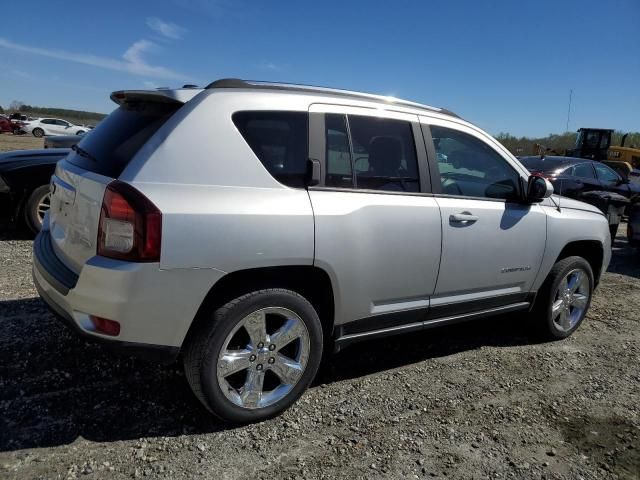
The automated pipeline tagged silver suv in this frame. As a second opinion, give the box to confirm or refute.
[33,79,611,423]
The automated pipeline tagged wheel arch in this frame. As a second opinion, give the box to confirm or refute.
[555,240,604,286]
[182,265,336,352]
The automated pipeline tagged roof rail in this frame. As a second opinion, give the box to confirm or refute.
[205,78,459,118]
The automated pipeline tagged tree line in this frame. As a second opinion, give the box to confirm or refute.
[1,101,637,153]
[494,131,640,156]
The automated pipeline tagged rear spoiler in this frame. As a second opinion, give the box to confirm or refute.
[110,88,202,106]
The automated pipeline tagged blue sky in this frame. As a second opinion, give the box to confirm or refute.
[1,0,638,137]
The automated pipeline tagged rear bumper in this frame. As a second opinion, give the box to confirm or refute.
[33,230,224,363]
[33,275,179,363]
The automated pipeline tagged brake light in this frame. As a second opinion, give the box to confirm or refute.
[97,181,162,262]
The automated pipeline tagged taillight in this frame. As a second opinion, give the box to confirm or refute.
[97,181,162,262]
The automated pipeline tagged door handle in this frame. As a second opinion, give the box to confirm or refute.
[450,212,479,223]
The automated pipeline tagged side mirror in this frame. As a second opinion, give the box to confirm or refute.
[526,175,553,202]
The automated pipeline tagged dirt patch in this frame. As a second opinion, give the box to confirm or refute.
[0,134,44,152]
[0,230,638,479]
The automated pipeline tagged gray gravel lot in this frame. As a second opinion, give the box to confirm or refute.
[0,228,638,480]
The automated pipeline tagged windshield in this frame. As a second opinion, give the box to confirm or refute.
[68,102,180,178]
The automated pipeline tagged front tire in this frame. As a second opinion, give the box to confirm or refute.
[530,256,594,340]
[32,128,44,138]
[24,185,51,234]
[76,130,85,135]
[184,289,323,423]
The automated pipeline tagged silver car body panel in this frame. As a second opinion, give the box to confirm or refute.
[310,189,442,325]
[432,197,546,300]
[533,201,611,291]
[33,229,224,347]
[34,85,612,348]
[48,159,111,274]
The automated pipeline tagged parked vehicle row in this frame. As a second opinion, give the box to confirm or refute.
[20,118,89,137]
[0,115,23,134]
[1,113,93,137]
[30,79,612,424]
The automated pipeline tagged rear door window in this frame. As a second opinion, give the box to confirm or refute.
[68,102,181,178]
[350,115,419,192]
[233,111,308,188]
[323,114,420,192]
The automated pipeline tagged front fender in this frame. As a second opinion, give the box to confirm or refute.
[532,206,610,291]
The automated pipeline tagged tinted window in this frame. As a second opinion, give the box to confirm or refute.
[69,102,181,178]
[431,126,520,200]
[595,163,620,183]
[573,163,596,178]
[55,120,69,126]
[41,119,55,125]
[585,131,600,148]
[325,114,353,188]
[233,111,308,188]
[346,115,419,192]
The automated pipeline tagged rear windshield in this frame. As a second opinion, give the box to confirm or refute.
[68,102,180,177]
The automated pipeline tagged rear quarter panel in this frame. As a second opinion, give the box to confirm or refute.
[124,91,315,272]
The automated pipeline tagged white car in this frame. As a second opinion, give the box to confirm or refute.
[21,118,88,137]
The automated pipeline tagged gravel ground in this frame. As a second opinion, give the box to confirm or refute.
[0,228,638,480]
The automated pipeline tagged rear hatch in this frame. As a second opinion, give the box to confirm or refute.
[48,90,187,274]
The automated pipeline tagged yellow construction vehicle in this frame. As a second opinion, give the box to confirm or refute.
[534,128,640,178]
[607,132,640,166]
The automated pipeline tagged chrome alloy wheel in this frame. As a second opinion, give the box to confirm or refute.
[551,268,590,332]
[216,307,310,409]
[36,192,51,225]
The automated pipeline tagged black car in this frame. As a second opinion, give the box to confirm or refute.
[519,156,640,202]
[0,148,70,233]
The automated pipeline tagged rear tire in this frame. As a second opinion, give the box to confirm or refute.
[530,256,594,340]
[32,128,44,138]
[184,289,323,423]
[76,130,85,135]
[24,185,51,234]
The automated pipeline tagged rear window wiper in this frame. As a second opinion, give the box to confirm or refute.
[71,144,97,162]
